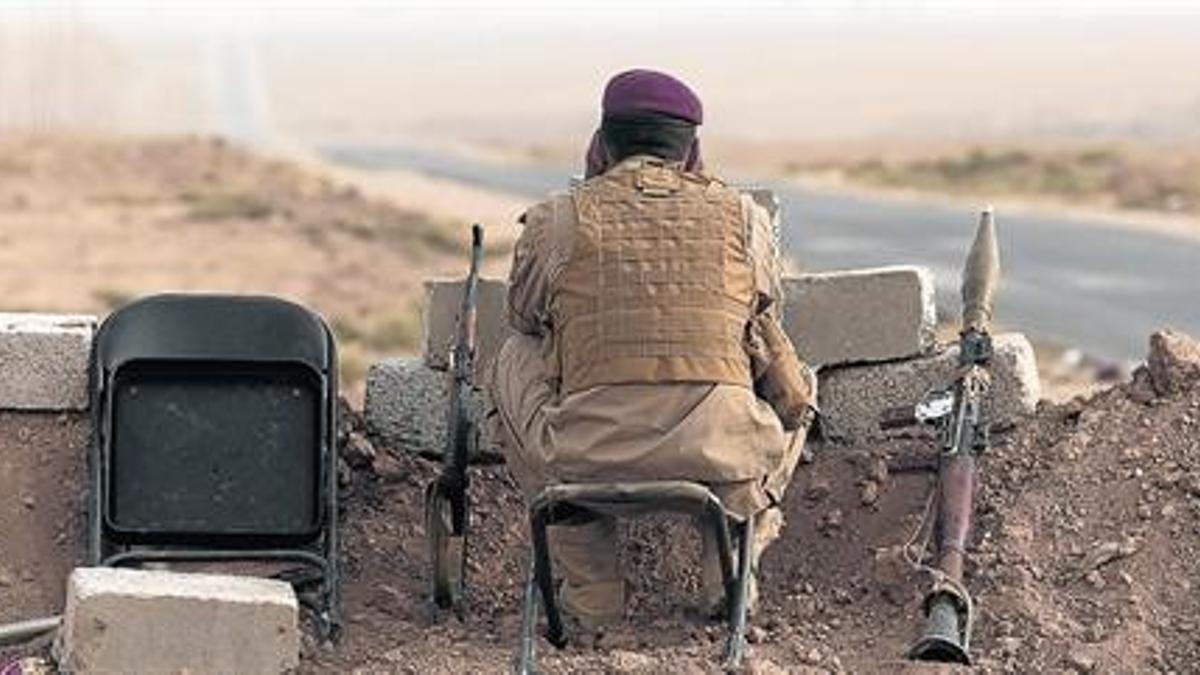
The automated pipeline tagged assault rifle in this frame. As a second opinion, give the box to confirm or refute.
[425,223,484,614]
[882,208,999,664]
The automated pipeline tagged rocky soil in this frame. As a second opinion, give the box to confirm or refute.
[2,331,1197,673]
[303,330,1200,673]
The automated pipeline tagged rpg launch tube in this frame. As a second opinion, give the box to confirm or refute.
[935,439,977,582]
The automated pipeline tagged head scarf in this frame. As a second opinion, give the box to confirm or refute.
[584,69,704,178]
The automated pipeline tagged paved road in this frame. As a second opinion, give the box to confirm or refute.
[322,144,1200,362]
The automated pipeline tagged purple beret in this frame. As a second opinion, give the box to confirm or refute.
[601,69,703,125]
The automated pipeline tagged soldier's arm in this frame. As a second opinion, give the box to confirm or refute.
[746,195,784,308]
[505,202,557,336]
[743,197,818,430]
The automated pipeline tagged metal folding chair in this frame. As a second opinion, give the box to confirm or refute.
[516,480,754,673]
[88,293,340,638]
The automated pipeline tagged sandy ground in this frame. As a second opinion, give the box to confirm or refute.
[318,163,525,257]
[0,134,521,401]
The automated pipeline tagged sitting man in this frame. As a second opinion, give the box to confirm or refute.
[489,69,816,629]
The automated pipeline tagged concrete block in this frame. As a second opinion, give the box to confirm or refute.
[56,567,298,674]
[817,333,1041,442]
[422,277,513,378]
[0,313,95,411]
[364,357,498,459]
[782,266,936,367]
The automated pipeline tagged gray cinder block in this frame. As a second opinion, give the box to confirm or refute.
[422,277,513,379]
[56,567,299,674]
[782,267,937,367]
[817,332,1041,442]
[0,313,95,411]
[364,357,497,459]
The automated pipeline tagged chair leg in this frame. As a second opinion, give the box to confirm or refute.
[322,554,342,640]
[709,507,737,613]
[530,504,566,648]
[88,436,106,565]
[324,459,343,640]
[516,556,540,675]
[695,495,738,618]
[724,512,754,671]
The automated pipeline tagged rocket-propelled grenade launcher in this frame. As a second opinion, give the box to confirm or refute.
[886,208,999,665]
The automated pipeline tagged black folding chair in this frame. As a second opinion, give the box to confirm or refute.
[88,293,340,637]
[516,480,754,673]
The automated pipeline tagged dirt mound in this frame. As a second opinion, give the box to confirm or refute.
[312,331,1198,673]
[965,330,1199,673]
[3,331,1197,673]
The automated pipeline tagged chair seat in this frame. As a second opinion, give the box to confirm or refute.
[531,480,732,519]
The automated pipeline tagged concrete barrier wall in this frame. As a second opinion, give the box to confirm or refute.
[0,313,95,411]
[364,356,500,461]
[817,332,1041,442]
[421,278,513,380]
[368,267,1042,456]
[781,266,937,366]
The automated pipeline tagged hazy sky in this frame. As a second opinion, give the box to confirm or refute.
[3,0,1199,145]
[6,0,1200,35]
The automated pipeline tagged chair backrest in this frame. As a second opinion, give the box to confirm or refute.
[91,293,336,547]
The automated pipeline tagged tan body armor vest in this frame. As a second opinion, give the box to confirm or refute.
[552,159,755,394]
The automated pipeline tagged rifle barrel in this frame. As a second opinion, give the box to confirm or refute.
[445,224,485,479]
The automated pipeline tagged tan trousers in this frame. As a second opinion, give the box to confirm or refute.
[488,334,809,621]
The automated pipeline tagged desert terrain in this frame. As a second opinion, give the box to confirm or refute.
[0,134,521,399]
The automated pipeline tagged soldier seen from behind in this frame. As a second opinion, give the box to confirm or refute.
[488,69,817,631]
